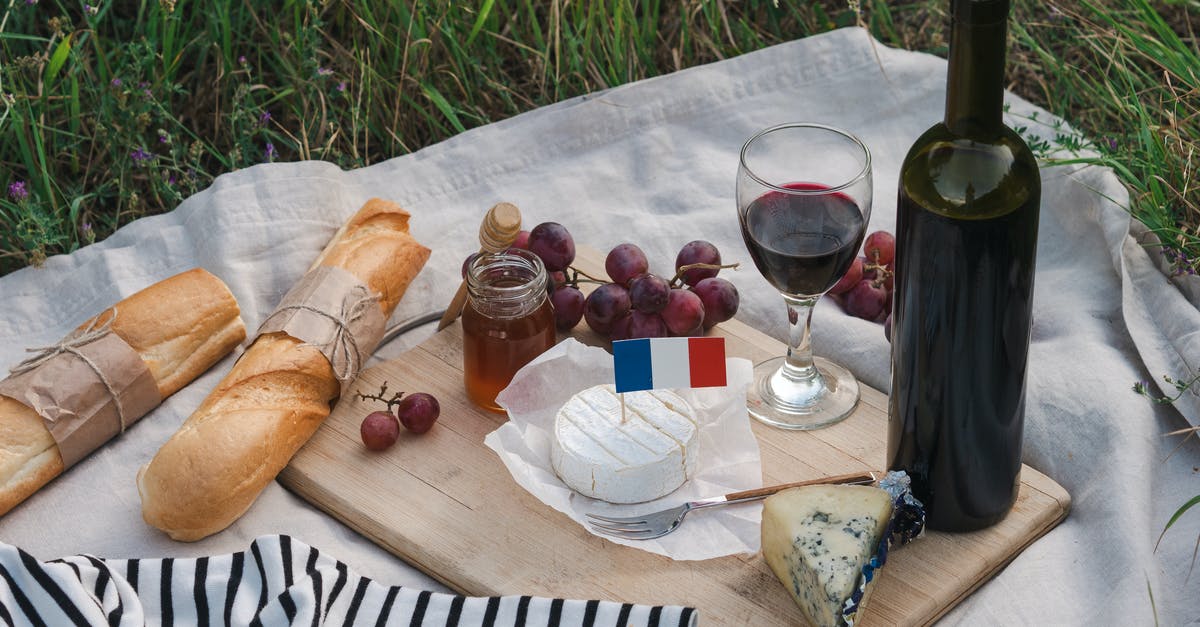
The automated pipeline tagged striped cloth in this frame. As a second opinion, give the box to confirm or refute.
[0,535,697,626]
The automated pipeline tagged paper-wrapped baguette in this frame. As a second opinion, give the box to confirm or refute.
[138,199,431,541]
[0,268,246,516]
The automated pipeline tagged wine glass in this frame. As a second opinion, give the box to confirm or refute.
[737,123,872,429]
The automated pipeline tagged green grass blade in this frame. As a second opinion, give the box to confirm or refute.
[465,0,496,46]
[44,34,73,89]
[1156,494,1200,550]
[421,83,466,134]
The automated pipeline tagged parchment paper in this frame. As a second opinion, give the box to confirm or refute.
[0,324,160,468]
[485,339,760,560]
[257,265,386,394]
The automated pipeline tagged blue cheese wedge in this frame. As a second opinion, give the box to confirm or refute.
[550,384,698,504]
[762,485,893,627]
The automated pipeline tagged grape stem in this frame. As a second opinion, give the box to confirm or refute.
[863,251,893,288]
[669,262,740,288]
[357,382,406,413]
[569,266,607,283]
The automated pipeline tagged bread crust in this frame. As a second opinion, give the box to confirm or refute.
[0,268,246,516]
[139,198,431,541]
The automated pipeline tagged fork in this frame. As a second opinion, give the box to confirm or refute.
[584,470,880,540]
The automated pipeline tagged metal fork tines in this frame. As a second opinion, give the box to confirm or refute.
[586,500,714,540]
[584,470,880,540]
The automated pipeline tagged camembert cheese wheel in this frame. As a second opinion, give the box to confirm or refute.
[550,384,698,504]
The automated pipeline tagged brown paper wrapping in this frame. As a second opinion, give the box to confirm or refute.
[256,265,386,394]
[0,324,161,469]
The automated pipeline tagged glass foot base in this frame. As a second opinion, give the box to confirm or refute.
[747,356,860,430]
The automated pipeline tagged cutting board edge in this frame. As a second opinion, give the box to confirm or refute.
[277,465,486,596]
[918,469,1071,626]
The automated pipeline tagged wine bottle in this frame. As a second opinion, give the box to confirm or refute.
[886,0,1040,531]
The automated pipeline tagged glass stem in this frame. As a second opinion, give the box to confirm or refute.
[781,295,821,383]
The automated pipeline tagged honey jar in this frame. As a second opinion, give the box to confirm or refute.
[462,249,557,412]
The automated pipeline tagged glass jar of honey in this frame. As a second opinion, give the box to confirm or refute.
[463,249,557,412]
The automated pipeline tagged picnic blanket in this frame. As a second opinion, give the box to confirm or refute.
[1,27,1197,624]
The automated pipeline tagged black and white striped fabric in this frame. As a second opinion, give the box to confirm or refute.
[0,535,697,626]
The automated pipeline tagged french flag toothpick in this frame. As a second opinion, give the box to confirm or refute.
[612,337,728,393]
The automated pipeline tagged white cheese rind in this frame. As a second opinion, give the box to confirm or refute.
[761,485,893,627]
[551,384,698,504]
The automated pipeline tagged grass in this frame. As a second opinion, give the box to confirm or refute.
[0,0,1195,280]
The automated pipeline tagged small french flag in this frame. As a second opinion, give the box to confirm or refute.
[612,337,727,393]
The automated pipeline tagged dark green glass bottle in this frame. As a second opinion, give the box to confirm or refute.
[887,0,1040,531]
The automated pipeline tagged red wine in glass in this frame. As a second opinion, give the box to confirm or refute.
[739,182,867,296]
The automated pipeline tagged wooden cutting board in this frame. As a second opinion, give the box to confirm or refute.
[279,246,1071,626]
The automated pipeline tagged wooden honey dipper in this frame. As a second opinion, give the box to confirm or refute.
[436,202,523,330]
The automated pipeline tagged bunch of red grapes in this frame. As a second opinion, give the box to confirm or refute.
[829,230,896,340]
[490,222,740,339]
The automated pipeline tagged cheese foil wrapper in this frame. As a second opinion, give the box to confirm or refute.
[484,338,759,561]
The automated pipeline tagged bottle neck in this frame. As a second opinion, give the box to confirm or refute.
[944,0,1010,138]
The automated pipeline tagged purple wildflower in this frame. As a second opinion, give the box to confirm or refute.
[264,142,277,162]
[336,81,347,92]
[316,67,333,77]
[130,147,156,166]
[238,55,247,64]
[259,110,271,125]
[7,180,29,201]
[81,222,92,233]
[84,3,97,15]
[1106,137,1118,151]
[111,77,122,87]
[26,0,37,6]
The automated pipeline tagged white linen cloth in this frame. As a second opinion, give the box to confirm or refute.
[0,27,1197,624]
[0,535,695,626]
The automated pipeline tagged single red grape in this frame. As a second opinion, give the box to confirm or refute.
[528,222,575,271]
[844,280,888,321]
[675,240,722,286]
[511,230,531,250]
[626,311,668,339]
[864,231,896,266]
[610,313,634,341]
[605,243,649,286]
[830,256,865,295]
[662,288,705,336]
[692,277,739,328]
[397,393,440,434]
[461,252,480,279]
[629,274,670,314]
[550,285,585,331]
[584,283,631,334]
[547,269,567,294]
[360,411,400,450]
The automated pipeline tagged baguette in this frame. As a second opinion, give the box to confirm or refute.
[138,198,431,541]
[0,268,246,516]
